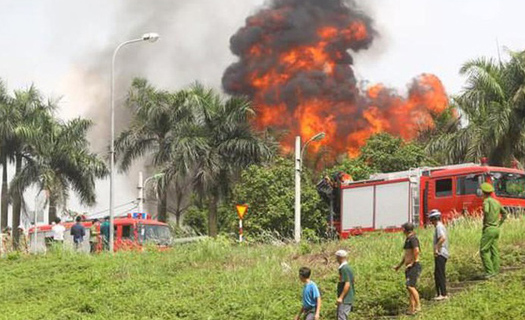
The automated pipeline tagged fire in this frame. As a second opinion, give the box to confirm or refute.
[223,0,450,157]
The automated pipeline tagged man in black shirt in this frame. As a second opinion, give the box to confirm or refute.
[394,222,421,315]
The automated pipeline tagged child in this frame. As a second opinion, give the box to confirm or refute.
[295,267,321,320]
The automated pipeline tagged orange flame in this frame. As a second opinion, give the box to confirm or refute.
[224,1,451,157]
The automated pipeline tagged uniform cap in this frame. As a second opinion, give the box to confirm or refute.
[428,209,442,220]
[481,182,494,193]
[335,250,348,257]
[17,225,24,230]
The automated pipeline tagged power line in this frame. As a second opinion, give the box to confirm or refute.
[90,200,137,216]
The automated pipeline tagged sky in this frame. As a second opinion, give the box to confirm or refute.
[0,0,523,221]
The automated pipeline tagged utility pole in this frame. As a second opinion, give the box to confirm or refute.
[294,136,301,243]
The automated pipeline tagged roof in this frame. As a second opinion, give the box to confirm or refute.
[29,216,168,233]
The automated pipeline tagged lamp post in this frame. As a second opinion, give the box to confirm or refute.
[294,132,326,242]
[137,172,165,214]
[109,32,159,253]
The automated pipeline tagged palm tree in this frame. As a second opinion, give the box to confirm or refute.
[8,86,55,243]
[115,78,195,222]
[11,116,107,223]
[0,79,14,230]
[181,85,274,237]
[427,51,525,165]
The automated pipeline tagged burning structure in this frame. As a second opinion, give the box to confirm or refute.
[223,0,448,156]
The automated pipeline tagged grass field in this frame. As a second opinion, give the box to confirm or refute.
[0,217,524,320]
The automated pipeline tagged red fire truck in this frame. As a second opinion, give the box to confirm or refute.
[29,213,172,253]
[334,162,525,238]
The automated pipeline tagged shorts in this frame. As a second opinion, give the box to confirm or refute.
[405,262,422,287]
[303,308,315,320]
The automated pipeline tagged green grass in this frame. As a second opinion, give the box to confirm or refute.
[0,218,524,320]
[407,269,525,320]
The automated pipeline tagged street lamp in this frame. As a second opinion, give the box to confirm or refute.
[137,172,165,213]
[109,32,160,253]
[294,132,326,242]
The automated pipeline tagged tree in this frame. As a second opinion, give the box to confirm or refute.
[0,79,14,230]
[325,157,375,181]
[180,85,274,237]
[360,133,436,173]
[427,51,525,166]
[231,157,327,238]
[11,116,107,222]
[115,78,195,223]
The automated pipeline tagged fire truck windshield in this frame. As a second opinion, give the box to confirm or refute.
[139,225,172,246]
[492,172,525,199]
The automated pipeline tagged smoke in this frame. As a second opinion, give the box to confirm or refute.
[222,0,448,156]
[60,0,265,213]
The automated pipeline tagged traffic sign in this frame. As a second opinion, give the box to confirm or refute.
[236,204,248,220]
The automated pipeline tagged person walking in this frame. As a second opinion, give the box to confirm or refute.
[480,182,508,278]
[89,219,101,253]
[71,216,86,251]
[335,250,355,320]
[428,210,449,300]
[100,216,110,251]
[394,222,421,316]
[17,225,29,254]
[294,267,321,320]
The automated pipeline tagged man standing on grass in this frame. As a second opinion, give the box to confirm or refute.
[480,182,508,278]
[70,216,86,251]
[100,216,110,251]
[17,225,29,254]
[428,210,449,300]
[294,267,321,320]
[335,250,354,320]
[89,219,101,254]
[394,222,421,316]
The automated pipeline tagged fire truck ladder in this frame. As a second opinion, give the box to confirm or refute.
[408,168,422,226]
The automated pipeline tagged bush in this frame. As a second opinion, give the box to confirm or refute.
[232,157,327,239]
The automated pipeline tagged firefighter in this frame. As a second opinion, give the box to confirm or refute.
[480,182,508,278]
[89,219,101,253]
[17,225,29,254]
[1,227,13,255]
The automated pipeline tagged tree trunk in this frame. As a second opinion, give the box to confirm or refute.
[208,192,219,237]
[48,196,57,223]
[12,154,22,249]
[157,186,168,222]
[1,154,8,230]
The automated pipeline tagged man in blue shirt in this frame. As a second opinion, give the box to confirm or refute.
[295,267,321,320]
[70,216,86,250]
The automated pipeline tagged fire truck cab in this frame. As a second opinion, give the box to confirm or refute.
[29,213,172,253]
[337,163,525,238]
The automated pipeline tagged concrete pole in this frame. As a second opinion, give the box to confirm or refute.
[294,136,301,242]
[138,171,144,213]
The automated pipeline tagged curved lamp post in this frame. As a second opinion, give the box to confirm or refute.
[294,132,326,242]
[109,33,159,253]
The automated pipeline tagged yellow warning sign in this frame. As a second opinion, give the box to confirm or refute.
[236,204,248,220]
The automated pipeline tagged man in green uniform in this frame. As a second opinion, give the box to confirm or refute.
[89,219,101,254]
[480,182,508,278]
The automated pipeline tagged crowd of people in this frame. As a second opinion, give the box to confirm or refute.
[294,182,508,319]
[0,215,112,255]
